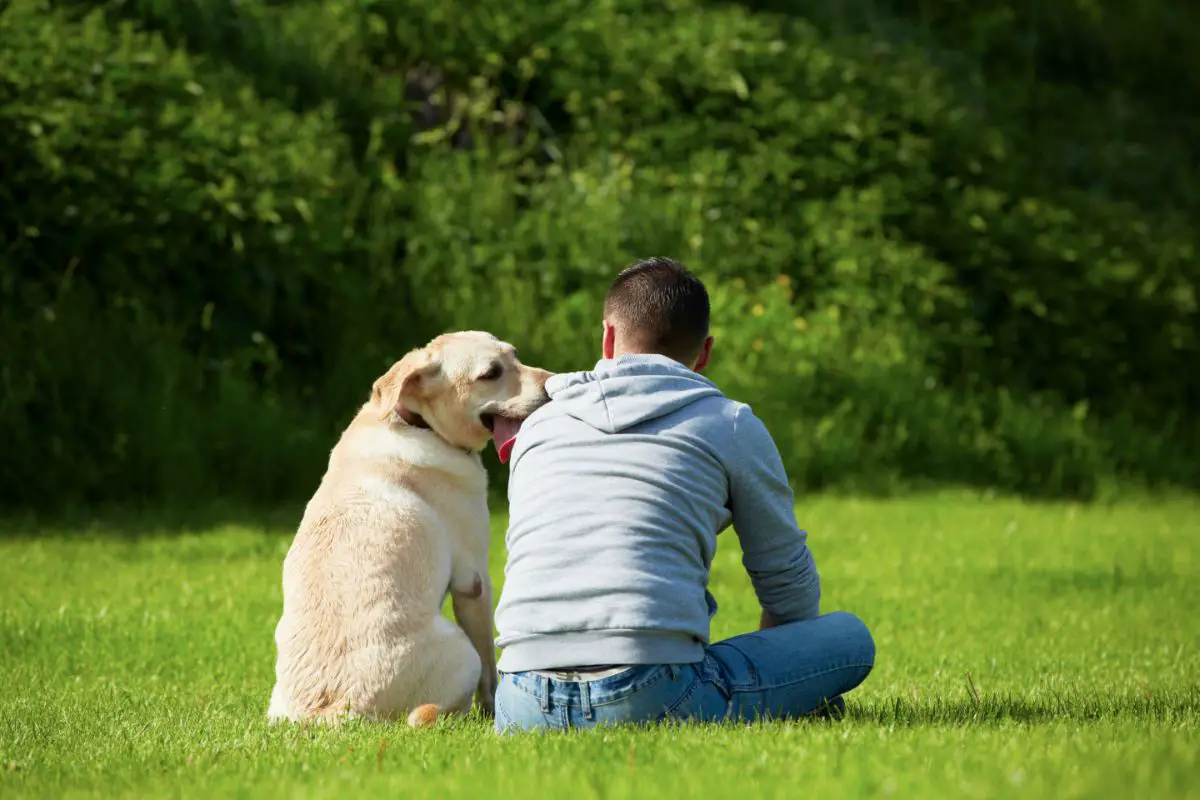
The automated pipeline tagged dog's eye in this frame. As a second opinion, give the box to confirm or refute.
[479,362,504,381]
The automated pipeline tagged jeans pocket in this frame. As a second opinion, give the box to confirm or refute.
[661,657,732,724]
[494,673,553,732]
[576,665,694,727]
[493,681,516,733]
[493,701,513,733]
[701,657,733,701]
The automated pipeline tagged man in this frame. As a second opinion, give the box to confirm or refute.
[491,258,875,732]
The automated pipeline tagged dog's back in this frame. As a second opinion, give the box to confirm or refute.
[267,331,551,726]
[268,409,481,722]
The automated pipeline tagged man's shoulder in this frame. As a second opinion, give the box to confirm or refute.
[712,398,783,457]
[544,367,598,396]
[703,394,756,427]
[518,397,574,432]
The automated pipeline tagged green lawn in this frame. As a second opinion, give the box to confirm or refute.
[1,493,1198,798]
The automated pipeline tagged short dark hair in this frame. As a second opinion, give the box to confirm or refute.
[603,257,710,360]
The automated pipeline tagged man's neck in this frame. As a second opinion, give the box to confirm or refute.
[609,350,697,371]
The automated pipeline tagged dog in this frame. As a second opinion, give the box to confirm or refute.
[267,331,551,727]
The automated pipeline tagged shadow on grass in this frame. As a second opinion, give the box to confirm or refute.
[0,488,518,540]
[4,481,1197,541]
[323,692,1198,733]
[985,565,1183,596]
[0,501,307,541]
[266,692,1197,741]
[849,691,1197,727]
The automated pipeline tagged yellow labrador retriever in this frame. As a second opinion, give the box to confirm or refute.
[268,331,551,727]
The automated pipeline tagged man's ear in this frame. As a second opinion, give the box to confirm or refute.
[371,350,438,420]
[602,320,617,360]
[692,335,714,373]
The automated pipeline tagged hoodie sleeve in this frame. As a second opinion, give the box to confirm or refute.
[727,403,821,622]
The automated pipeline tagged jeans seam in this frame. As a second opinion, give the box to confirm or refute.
[587,678,668,708]
[709,641,759,689]
[508,676,542,700]
[730,661,875,693]
[507,666,672,703]
[571,668,673,707]
[661,673,702,719]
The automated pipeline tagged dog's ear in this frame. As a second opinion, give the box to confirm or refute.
[371,350,439,420]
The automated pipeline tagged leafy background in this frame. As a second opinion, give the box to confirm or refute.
[1,0,1196,514]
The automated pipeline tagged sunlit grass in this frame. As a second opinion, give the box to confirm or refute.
[2,492,1197,798]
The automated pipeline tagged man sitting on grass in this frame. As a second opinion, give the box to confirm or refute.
[491,258,875,732]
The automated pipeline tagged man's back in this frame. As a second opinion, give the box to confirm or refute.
[495,353,821,672]
[492,258,872,733]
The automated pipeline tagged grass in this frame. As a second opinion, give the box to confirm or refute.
[1,491,1198,798]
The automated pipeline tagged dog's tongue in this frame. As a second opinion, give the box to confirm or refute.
[492,416,524,464]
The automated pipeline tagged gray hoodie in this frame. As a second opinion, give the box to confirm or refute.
[494,353,821,672]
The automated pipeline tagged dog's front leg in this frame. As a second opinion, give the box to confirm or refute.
[451,569,496,717]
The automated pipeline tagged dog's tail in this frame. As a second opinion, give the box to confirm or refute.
[406,703,442,728]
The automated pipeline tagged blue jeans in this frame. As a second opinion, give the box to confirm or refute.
[494,611,874,733]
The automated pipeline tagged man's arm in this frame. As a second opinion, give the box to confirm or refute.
[728,404,821,625]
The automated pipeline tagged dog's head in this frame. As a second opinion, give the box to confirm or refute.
[370,331,552,452]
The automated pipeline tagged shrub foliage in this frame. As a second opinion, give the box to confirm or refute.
[1,0,1196,510]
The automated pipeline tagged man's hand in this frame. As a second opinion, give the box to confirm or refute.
[759,609,784,631]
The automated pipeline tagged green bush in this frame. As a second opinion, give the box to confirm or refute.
[355,0,1197,423]
[1,0,1197,513]
[384,0,1197,495]
[396,144,1181,499]
[0,0,411,509]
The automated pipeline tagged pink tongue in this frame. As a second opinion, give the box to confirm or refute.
[492,416,524,464]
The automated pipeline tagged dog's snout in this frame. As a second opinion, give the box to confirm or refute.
[522,366,552,389]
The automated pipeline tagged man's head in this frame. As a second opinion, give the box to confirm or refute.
[602,257,714,372]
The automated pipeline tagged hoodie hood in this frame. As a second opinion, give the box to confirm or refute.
[544,354,723,434]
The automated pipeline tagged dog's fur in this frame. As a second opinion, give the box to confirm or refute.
[267,331,551,727]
